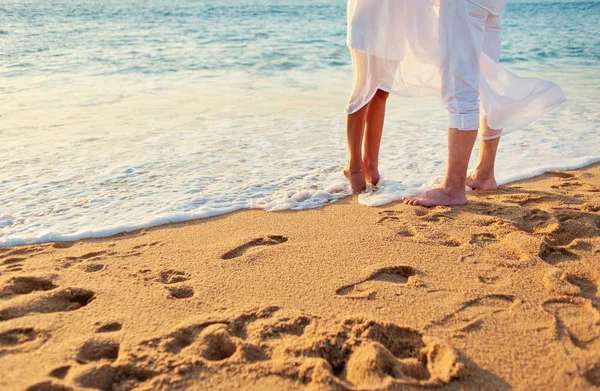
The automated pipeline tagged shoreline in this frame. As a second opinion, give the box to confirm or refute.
[3,159,600,248]
[1,162,599,390]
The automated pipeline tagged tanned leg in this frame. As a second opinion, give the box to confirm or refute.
[467,120,500,190]
[344,104,369,194]
[362,89,389,186]
[403,128,477,206]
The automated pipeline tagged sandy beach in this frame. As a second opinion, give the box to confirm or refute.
[1,163,599,390]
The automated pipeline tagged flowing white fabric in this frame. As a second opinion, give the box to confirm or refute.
[346,0,566,139]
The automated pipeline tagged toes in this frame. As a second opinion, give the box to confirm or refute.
[403,197,419,206]
[410,198,421,206]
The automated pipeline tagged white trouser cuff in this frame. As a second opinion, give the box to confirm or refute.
[448,113,479,131]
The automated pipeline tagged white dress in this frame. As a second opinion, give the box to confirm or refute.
[346,0,566,139]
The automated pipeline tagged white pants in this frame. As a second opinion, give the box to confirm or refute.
[440,0,502,133]
[346,0,565,139]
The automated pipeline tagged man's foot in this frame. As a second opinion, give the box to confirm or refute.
[466,172,498,190]
[344,163,366,194]
[402,187,467,207]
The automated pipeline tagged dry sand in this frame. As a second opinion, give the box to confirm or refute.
[1,164,599,391]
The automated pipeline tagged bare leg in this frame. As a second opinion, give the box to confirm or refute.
[403,128,477,206]
[362,89,389,186]
[344,104,369,194]
[467,120,500,190]
[405,0,491,207]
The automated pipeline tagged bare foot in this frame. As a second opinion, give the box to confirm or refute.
[365,169,380,187]
[466,173,498,190]
[402,187,467,207]
[344,164,366,194]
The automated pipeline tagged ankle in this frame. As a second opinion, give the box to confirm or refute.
[471,166,495,180]
[363,160,378,173]
[441,179,467,196]
[346,159,363,171]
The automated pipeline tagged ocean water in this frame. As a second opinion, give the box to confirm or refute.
[1,0,599,246]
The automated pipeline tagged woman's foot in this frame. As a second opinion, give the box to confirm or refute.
[466,171,498,190]
[364,166,380,187]
[402,187,467,207]
[344,163,366,194]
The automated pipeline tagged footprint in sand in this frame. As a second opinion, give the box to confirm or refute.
[581,203,600,213]
[166,285,194,299]
[0,276,58,299]
[49,365,71,379]
[566,239,594,252]
[132,241,163,251]
[377,211,422,238]
[520,208,554,233]
[0,288,95,322]
[0,246,49,261]
[477,268,513,287]
[546,171,576,180]
[539,240,578,264]
[499,193,546,206]
[538,209,600,247]
[68,251,108,260]
[336,266,419,300]
[472,203,552,234]
[129,307,462,390]
[95,321,123,333]
[275,320,462,388]
[0,327,38,347]
[221,235,288,260]
[61,250,114,269]
[377,211,416,237]
[4,264,24,273]
[377,209,464,246]
[1,257,26,266]
[427,294,519,334]
[84,264,105,273]
[156,270,190,284]
[339,323,462,388]
[76,339,120,364]
[192,324,238,361]
[52,241,76,249]
[55,308,462,390]
[586,363,600,387]
[566,275,599,301]
[0,327,47,355]
[543,297,600,349]
[152,270,195,299]
[72,363,156,391]
[1,257,26,274]
[470,233,497,247]
[118,242,162,259]
[143,321,238,357]
[379,207,452,223]
[146,323,241,362]
[551,181,600,193]
[24,380,74,391]
[258,316,312,341]
[542,269,581,296]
